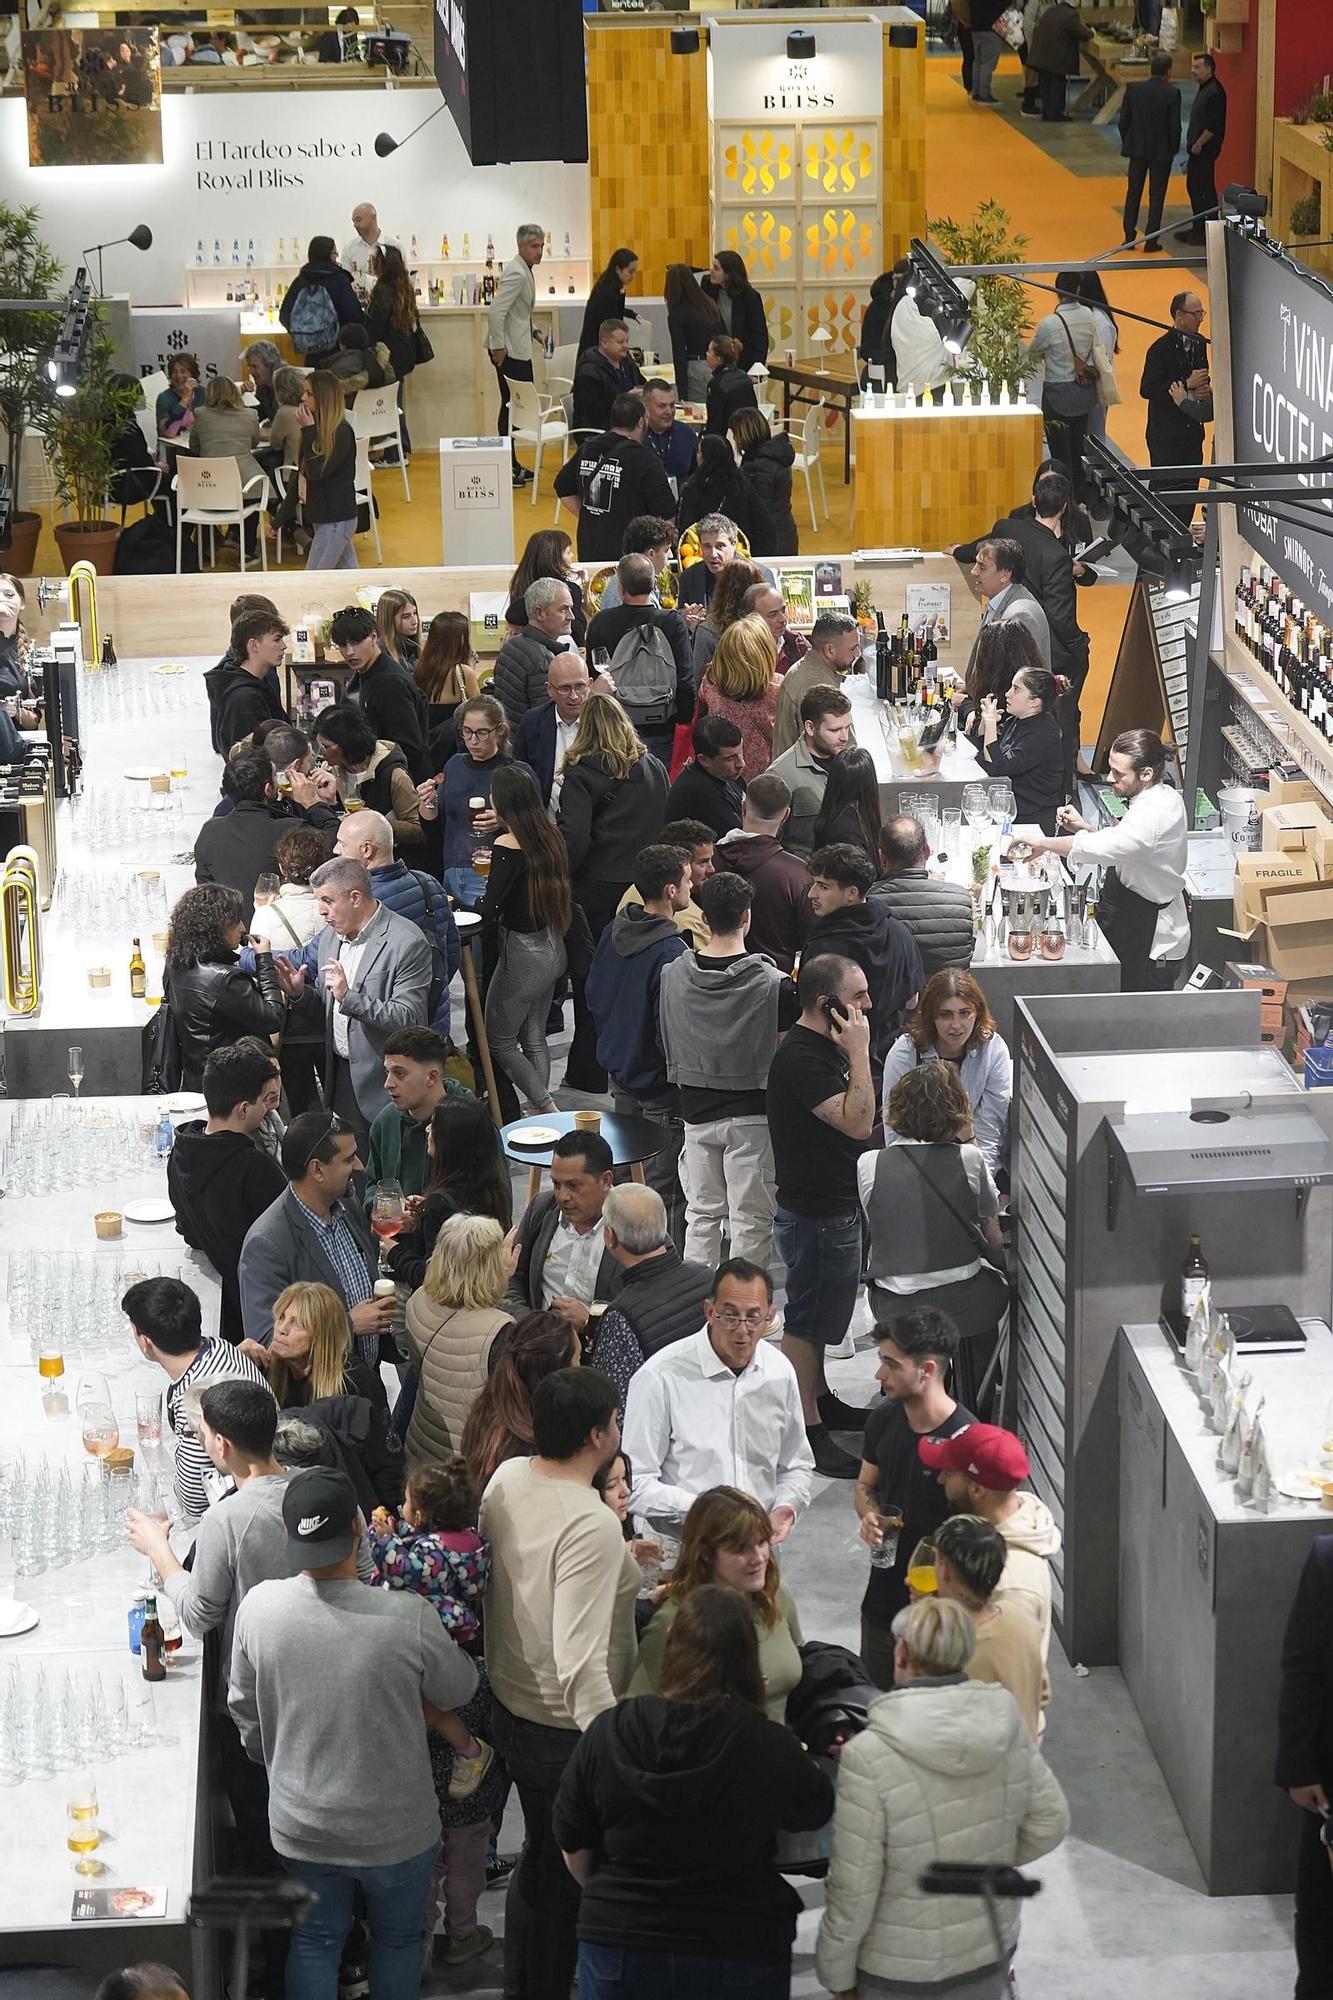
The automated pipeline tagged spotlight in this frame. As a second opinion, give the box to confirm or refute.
[80,226,154,296]
[47,268,92,399]
[942,315,973,356]
[127,224,153,252]
[671,26,700,56]
[1223,183,1268,221]
[373,100,446,161]
[787,29,816,60]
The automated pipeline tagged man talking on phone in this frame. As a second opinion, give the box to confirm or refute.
[766,953,878,1480]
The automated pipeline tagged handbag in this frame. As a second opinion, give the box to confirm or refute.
[411,320,434,366]
[996,5,1026,45]
[1057,313,1097,390]
[141,998,184,1095]
[1091,333,1121,409]
[899,1144,1009,1279]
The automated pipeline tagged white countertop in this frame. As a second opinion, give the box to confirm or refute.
[846,671,982,784]
[1124,1319,1333,1527]
[852,397,1039,422]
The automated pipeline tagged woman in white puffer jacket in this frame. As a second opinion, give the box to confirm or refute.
[816,1597,1068,2000]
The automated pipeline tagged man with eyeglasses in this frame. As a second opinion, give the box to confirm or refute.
[513,653,593,811]
[1141,291,1210,522]
[327,603,432,783]
[237,1108,394,1358]
[622,1257,814,1541]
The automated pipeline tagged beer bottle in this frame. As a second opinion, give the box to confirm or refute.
[129,937,146,1000]
[1181,1235,1209,1320]
[141,1593,167,1681]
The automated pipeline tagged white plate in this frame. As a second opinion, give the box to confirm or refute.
[509,1124,561,1147]
[122,1198,176,1224]
[0,1599,39,1637]
[1276,1468,1324,1501]
[164,1093,206,1114]
[123,766,167,781]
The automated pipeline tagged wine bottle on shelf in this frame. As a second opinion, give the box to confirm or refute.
[875,611,890,703]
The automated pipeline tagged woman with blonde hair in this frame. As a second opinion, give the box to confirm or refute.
[375,587,420,671]
[241,1281,404,1512]
[629,1485,806,1723]
[192,374,265,552]
[559,689,669,1090]
[296,368,358,570]
[699,612,781,775]
[403,1213,514,1463]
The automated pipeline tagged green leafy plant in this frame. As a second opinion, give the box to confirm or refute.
[34,314,140,530]
[1291,191,1322,237]
[928,201,1032,396]
[1314,91,1333,122]
[0,202,64,518]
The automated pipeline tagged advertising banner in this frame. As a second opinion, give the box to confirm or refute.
[1226,229,1333,618]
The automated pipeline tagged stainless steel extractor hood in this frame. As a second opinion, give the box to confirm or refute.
[1104,1102,1333,1204]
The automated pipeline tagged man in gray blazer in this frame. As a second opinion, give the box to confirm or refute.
[237,1110,396,1353]
[272,856,432,1138]
[486,221,545,484]
[968,538,1053,672]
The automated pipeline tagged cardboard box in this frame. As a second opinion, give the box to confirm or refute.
[1317,828,1333,881]
[1261,803,1333,854]
[1224,960,1288,1007]
[1232,852,1320,931]
[1261,885,1333,980]
[1262,768,1325,807]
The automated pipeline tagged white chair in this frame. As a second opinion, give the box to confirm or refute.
[354,437,382,562]
[506,376,571,506]
[546,341,578,416]
[350,384,410,501]
[791,402,829,533]
[272,463,298,566]
[172,455,268,573]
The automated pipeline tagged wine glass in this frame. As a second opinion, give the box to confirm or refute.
[253,873,280,909]
[66,1777,101,1875]
[67,1046,83,1099]
[76,1374,119,1458]
[987,781,1015,830]
[371,1181,406,1265]
[961,782,989,831]
[906,1537,938,1597]
[38,1348,65,1384]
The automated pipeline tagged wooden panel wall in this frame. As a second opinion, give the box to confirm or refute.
[853,407,1045,550]
[586,17,712,296]
[882,22,927,266]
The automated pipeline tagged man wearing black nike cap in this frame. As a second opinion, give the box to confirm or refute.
[229,1466,477,1992]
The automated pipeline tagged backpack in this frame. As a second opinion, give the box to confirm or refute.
[608,622,677,729]
[141,995,184,1094]
[288,280,340,355]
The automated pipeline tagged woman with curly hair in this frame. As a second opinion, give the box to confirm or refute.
[164,882,285,1090]
[628,1485,805,1723]
[881,968,1012,1179]
[559,691,669,1090]
[459,1309,580,1487]
[698,611,781,776]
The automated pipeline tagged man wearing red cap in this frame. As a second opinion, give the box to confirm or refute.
[918,1421,1061,1669]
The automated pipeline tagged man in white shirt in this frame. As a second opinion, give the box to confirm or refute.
[624,1258,815,1540]
[507,1130,619,1325]
[1027,727,1188,990]
[340,203,397,289]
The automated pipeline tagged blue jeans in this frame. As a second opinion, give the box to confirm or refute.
[578,1942,790,2000]
[306,517,358,569]
[282,1843,436,2000]
[773,1203,862,1349]
[444,862,485,909]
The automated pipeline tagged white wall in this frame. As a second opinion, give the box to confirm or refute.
[0,88,591,302]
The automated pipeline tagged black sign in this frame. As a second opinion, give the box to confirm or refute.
[1226,229,1333,618]
[433,0,588,167]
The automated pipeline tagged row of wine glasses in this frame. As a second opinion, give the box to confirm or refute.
[0,1661,174,1791]
[0,1451,173,1577]
[10,1253,192,1361]
[1,1101,166,1195]
[76,657,200,726]
[52,866,170,944]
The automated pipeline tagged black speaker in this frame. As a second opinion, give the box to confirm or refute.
[889,22,919,48]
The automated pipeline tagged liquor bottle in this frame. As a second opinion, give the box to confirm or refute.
[875,611,890,703]
[194,240,205,267]
[141,1594,167,1681]
[998,380,1012,407]
[486,233,495,263]
[129,938,146,1000]
[100,633,116,668]
[441,233,450,259]
[1181,1235,1209,1320]
[462,232,471,259]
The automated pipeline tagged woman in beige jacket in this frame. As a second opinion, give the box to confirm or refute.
[403,1213,513,1465]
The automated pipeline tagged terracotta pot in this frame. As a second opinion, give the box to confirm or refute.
[53,519,120,577]
[3,512,42,576]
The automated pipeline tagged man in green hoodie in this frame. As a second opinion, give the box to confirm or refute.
[660,870,799,1273]
[362,1025,471,1209]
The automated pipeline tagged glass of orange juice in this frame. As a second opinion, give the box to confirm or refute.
[906,1537,938,1597]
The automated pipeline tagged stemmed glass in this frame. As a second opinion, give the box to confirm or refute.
[67,1046,83,1099]
[371,1181,406,1267]
[961,782,989,832]
[76,1374,119,1459]
[253,873,279,909]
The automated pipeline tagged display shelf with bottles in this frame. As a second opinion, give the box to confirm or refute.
[183,229,592,311]
[1225,557,1333,806]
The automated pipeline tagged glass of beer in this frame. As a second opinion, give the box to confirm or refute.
[66,1780,101,1875]
[38,1348,64,1383]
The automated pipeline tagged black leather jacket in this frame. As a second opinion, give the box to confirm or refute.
[166,954,286,1091]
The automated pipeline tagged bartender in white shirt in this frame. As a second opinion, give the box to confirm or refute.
[340,203,398,290]
[1025,727,1190,991]
[623,1262,815,1543]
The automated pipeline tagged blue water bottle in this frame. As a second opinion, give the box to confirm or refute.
[128,1588,147,1655]
[154,1109,175,1162]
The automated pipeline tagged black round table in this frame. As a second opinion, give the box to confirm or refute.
[501,1109,665,1201]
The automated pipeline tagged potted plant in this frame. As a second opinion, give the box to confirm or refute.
[35,315,140,575]
[0,202,64,575]
[1291,192,1322,240]
[928,201,1032,402]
